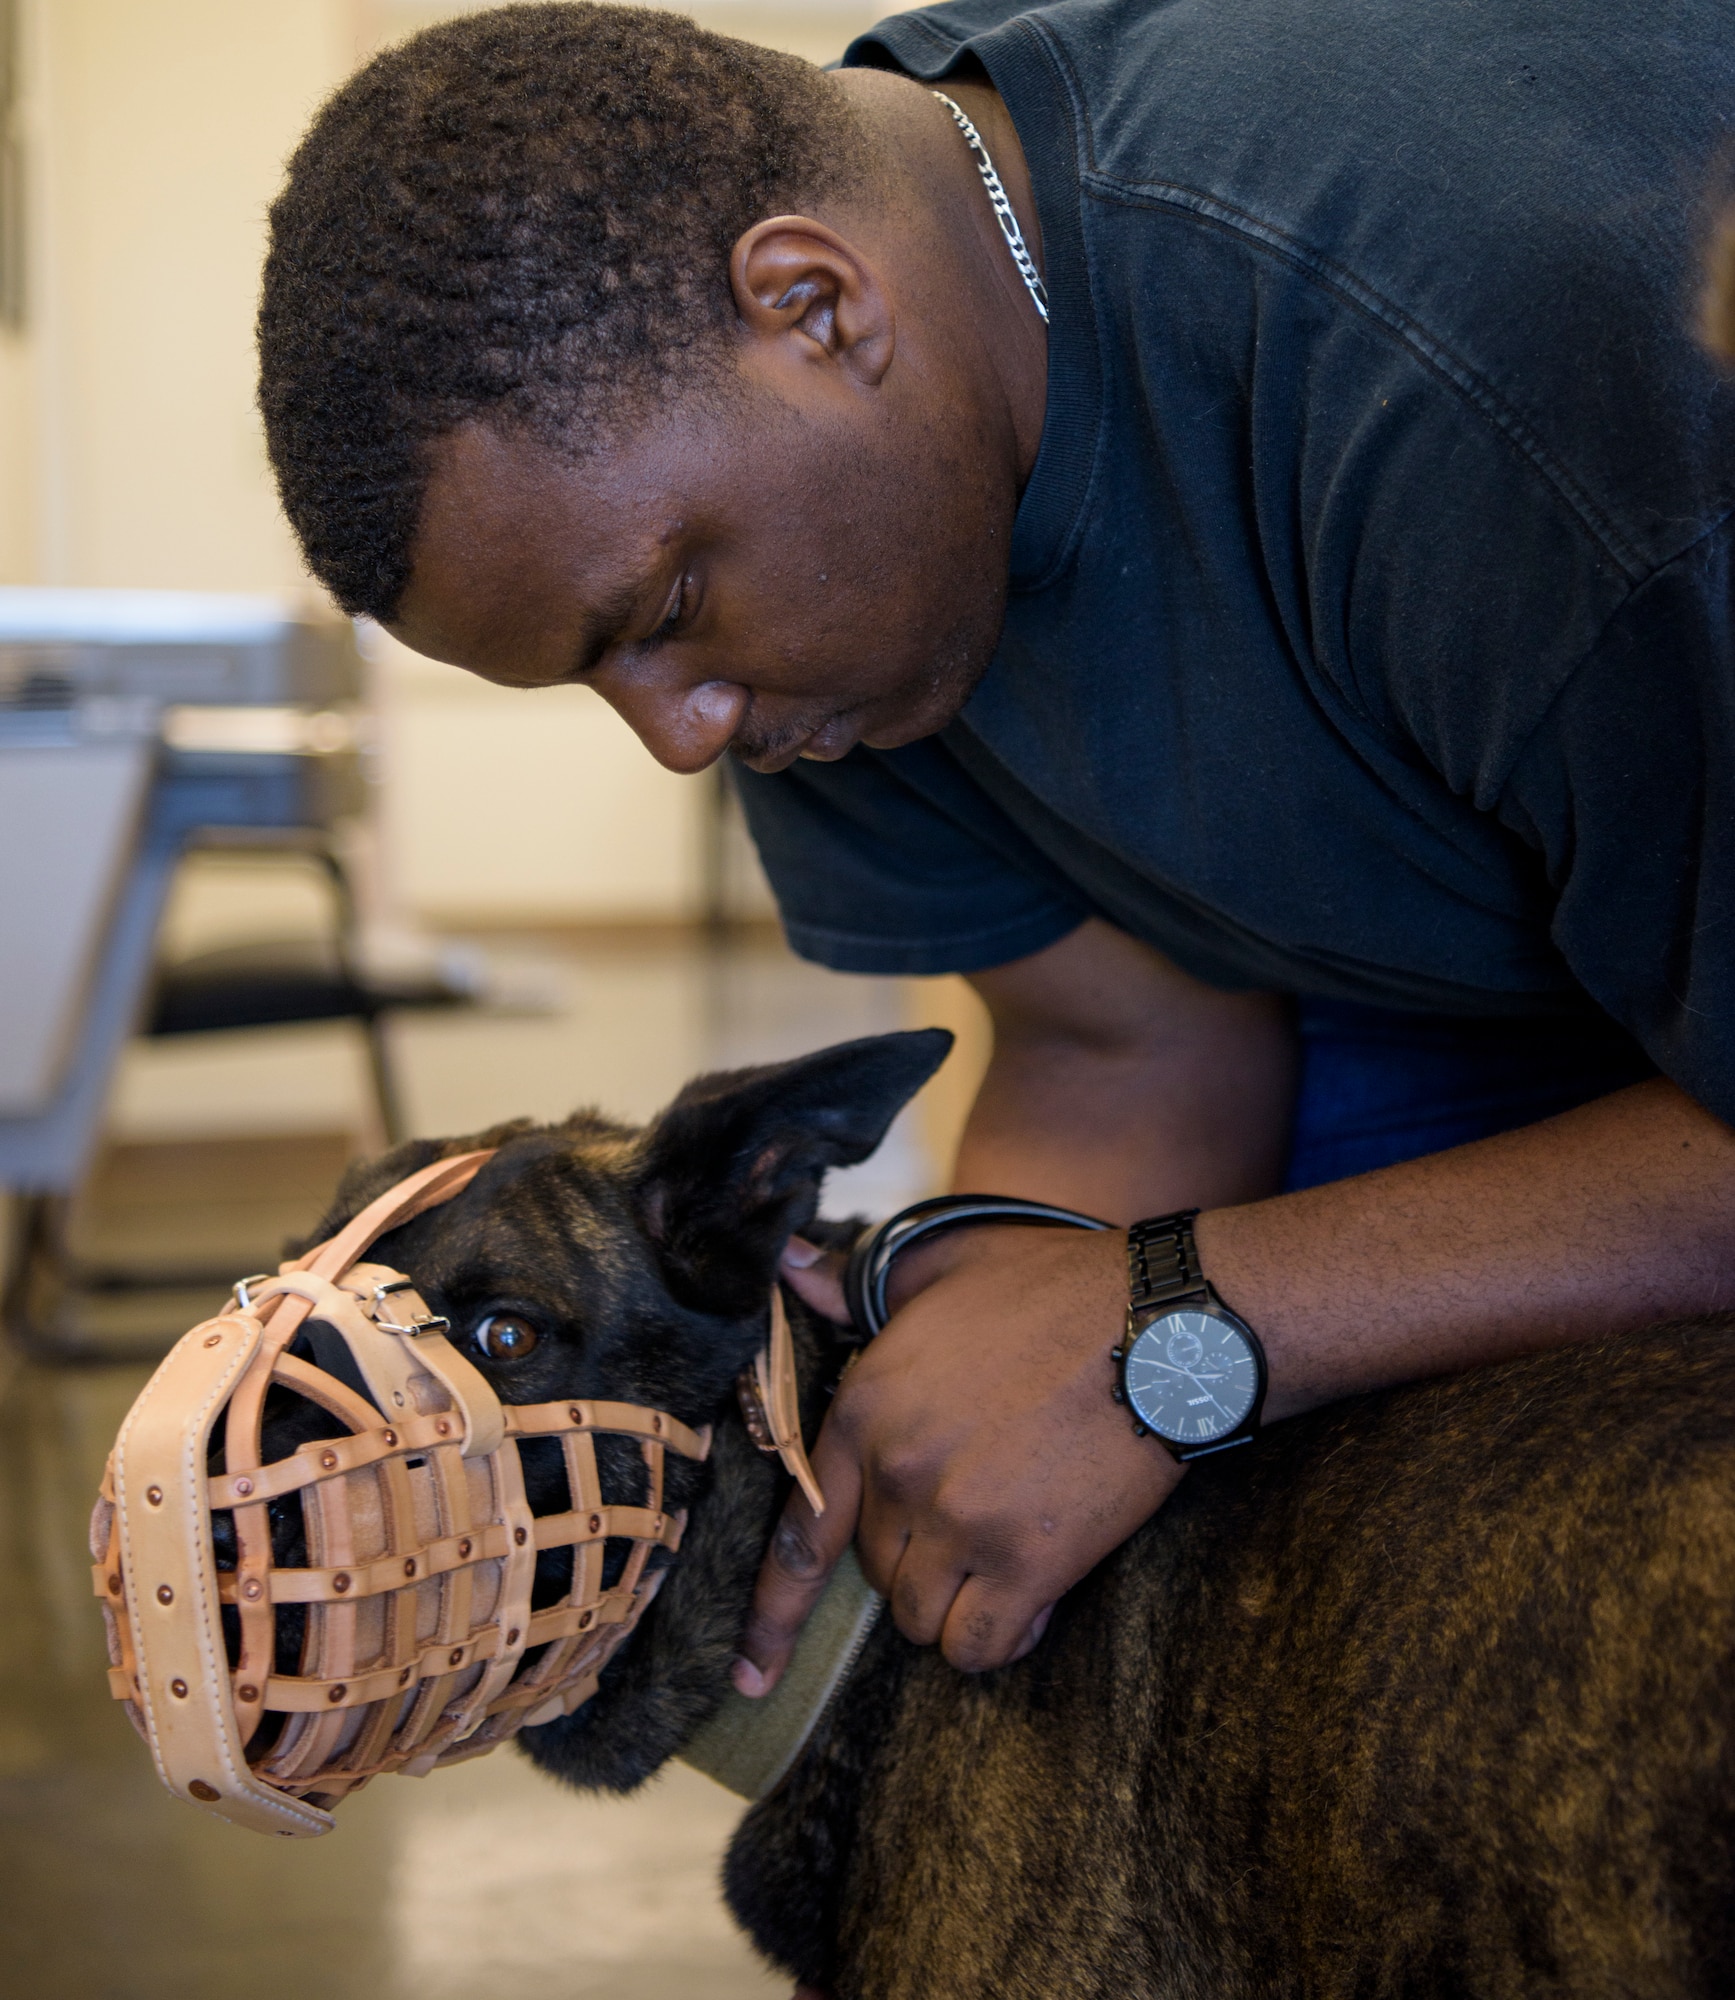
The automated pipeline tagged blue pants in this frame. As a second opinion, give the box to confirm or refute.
[1282,999,1658,1194]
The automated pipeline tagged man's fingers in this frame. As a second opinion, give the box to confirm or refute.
[879,1532,966,1649]
[1005,1601,1056,1665]
[938,1574,1054,1674]
[779,1237,852,1324]
[734,1440,862,1697]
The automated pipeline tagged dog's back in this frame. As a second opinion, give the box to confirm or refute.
[736,1319,1735,1998]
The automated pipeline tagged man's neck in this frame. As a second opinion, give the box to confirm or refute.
[830,66,1049,486]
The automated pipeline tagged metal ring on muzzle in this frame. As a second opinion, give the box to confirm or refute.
[88,1151,716,1838]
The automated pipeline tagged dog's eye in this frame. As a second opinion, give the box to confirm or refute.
[474,1313,539,1362]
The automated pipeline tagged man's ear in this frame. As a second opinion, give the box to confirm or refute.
[635,1029,953,1314]
[730,215,896,388]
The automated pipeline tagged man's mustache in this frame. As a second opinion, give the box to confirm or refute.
[729,703,855,769]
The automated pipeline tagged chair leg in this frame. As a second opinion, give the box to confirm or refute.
[0,1192,108,1364]
[312,841,409,1147]
[1,1188,259,1367]
[363,1012,408,1148]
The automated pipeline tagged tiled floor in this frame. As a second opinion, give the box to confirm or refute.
[0,927,957,1998]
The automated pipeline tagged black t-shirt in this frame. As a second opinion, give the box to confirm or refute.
[733,0,1735,1117]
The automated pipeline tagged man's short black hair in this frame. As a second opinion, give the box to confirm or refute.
[257,3,867,623]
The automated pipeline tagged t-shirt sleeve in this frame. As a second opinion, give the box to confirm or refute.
[1497,521,1735,1122]
[729,736,1088,976]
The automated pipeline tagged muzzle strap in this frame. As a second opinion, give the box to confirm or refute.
[100,1308,336,1837]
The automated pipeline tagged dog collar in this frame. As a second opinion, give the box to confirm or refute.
[685,1282,884,1800]
[678,1545,882,1802]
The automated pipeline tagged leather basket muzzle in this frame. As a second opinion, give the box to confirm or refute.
[88,1151,716,1838]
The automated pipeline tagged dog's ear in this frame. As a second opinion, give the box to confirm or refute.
[635,1029,953,1314]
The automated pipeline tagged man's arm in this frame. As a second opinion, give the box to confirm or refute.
[951,915,1296,1217]
[738,920,1735,1692]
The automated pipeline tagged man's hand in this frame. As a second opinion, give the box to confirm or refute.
[730,921,1735,1701]
[734,1223,1185,1690]
[733,919,1290,1697]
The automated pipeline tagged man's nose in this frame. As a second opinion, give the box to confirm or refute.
[603,677,747,774]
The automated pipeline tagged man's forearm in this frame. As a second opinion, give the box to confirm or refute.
[1197,1077,1735,1420]
[956,919,1296,1218]
[961,1046,1735,1415]
[754,941,1735,1683]
[957,926,1735,1414]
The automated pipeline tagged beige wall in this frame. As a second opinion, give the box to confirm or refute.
[3,0,876,922]
[375,0,879,73]
[13,0,362,590]
[369,628,716,924]
[0,331,29,580]
[2,0,879,590]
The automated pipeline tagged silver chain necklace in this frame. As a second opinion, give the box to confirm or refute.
[932,91,1050,325]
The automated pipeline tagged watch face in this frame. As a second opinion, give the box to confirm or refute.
[1124,1308,1260,1446]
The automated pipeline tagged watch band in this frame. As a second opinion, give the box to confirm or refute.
[1120,1208,1268,1460]
[1126,1209,1209,1317]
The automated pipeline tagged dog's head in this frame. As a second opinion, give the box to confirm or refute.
[267,1027,950,1792]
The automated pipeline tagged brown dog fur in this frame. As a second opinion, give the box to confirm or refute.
[292,1032,1735,1997]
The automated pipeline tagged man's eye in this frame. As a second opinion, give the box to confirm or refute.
[646,572,690,646]
[474,1312,539,1361]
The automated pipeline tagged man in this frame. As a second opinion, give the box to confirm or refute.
[258,0,1735,1701]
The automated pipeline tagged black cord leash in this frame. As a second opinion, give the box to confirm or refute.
[842,1193,1113,1339]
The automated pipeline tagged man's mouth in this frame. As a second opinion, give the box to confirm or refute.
[730,708,861,774]
[794,714,861,763]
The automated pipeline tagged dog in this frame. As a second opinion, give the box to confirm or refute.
[265,1028,1735,1997]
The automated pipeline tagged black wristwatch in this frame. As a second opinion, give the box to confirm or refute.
[1113,1210,1267,1461]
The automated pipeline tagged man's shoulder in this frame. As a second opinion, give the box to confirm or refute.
[851,0,1733,264]
[848,0,1730,162]
[851,0,1735,578]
